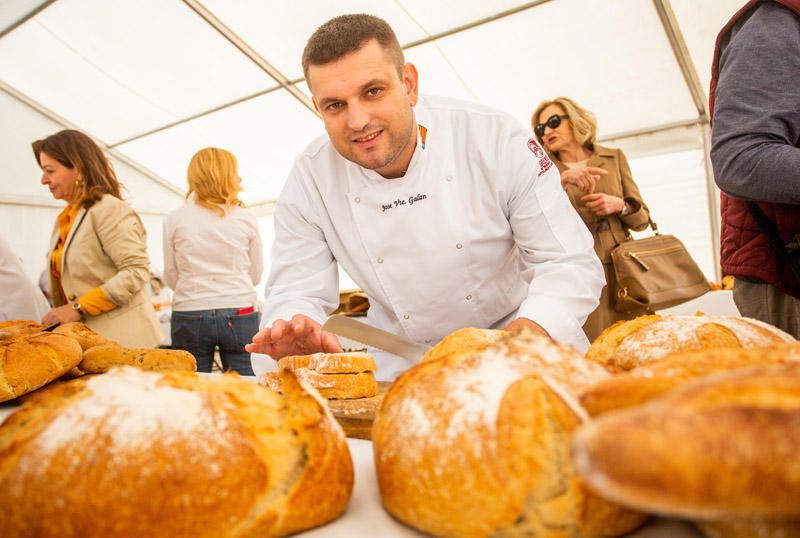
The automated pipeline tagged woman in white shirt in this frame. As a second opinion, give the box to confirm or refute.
[163,148,263,375]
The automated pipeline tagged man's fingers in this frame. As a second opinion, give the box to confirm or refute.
[321,331,343,353]
[270,319,288,341]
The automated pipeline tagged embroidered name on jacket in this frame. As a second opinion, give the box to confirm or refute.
[527,138,553,175]
[381,193,428,213]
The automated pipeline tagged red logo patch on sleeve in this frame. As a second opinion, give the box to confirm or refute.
[527,138,553,175]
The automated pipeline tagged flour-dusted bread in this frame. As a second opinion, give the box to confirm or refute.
[79,344,196,373]
[0,332,83,402]
[0,320,47,340]
[586,315,794,372]
[573,364,800,520]
[421,327,508,363]
[52,322,117,351]
[266,352,378,399]
[373,329,643,538]
[581,344,800,416]
[0,367,353,538]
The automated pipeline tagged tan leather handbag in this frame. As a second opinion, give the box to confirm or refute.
[611,220,711,313]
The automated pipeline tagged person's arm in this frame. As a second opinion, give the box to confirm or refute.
[711,3,800,203]
[247,214,264,287]
[162,216,178,291]
[617,149,650,231]
[92,201,152,306]
[504,134,604,351]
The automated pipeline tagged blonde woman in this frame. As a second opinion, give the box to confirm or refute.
[34,130,161,347]
[532,97,651,341]
[163,148,263,375]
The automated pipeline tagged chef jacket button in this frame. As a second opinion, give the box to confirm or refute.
[354,197,361,203]
[445,175,453,182]
[377,258,383,264]
[403,314,410,320]
[456,243,463,249]
[466,294,473,301]
[68,294,76,301]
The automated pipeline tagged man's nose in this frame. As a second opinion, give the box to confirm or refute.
[347,102,370,132]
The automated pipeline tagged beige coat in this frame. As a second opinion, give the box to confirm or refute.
[553,145,651,341]
[49,194,162,348]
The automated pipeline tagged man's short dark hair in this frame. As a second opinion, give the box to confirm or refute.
[302,14,405,82]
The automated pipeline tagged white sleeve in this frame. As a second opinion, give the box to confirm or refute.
[162,216,178,291]
[504,131,604,351]
[261,165,339,328]
[0,235,50,322]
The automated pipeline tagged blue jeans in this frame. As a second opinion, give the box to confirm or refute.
[171,308,258,376]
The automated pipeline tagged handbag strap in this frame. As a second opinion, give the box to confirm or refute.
[624,217,660,241]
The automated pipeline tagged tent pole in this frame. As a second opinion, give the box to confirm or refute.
[0,0,56,39]
[701,123,722,282]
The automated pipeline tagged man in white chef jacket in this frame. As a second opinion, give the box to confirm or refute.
[0,234,51,322]
[246,14,604,380]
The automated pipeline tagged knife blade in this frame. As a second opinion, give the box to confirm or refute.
[322,315,432,362]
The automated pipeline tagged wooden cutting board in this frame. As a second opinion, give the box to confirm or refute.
[328,381,392,440]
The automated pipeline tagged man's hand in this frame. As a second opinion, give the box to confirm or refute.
[560,167,607,193]
[41,304,81,326]
[245,314,342,359]
[503,317,549,337]
[581,193,625,216]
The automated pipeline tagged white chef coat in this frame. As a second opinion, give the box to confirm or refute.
[163,196,263,311]
[261,95,603,379]
[0,235,50,322]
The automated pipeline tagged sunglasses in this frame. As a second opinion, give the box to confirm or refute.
[534,114,569,137]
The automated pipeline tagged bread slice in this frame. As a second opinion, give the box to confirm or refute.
[262,369,378,400]
[277,352,376,374]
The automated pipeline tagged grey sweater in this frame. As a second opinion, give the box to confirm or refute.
[710,2,800,204]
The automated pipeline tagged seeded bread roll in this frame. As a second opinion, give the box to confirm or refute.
[573,364,800,520]
[586,315,794,372]
[373,329,643,538]
[421,327,508,363]
[0,367,354,538]
[0,320,47,340]
[0,332,83,402]
[581,344,800,416]
[52,322,117,352]
[80,345,196,373]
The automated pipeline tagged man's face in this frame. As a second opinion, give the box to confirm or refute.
[308,39,419,178]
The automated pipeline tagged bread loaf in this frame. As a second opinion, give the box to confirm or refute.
[52,322,116,351]
[265,352,378,399]
[373,328,643,537]
[0,332,83,402]
[0,367,353,537]
[586,315,794,372]
[573,364,800,520]
[80,344,196,373]
[421,327,508,363]
[0,320,46,340]
[698,517,800,538]
[581,344,800,416]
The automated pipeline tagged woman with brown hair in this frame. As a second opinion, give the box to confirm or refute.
[34,129,161,347]
[162,147,262,375]
[532,97,651,341]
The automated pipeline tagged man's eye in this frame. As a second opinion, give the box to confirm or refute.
[326,102,343,111]
[367,87,382,96]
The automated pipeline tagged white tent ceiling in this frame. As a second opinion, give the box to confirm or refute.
[1,0,746,286]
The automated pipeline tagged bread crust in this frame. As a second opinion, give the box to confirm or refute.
[373,329,643,537]
[581,344,800,416]
[52,322,116,351]
[421,327,508,363]
[262,369,378,399]
[586,315,795,372]
[573,364,800,519]
[0,332,83,402]
[80,345,196,373]
[277,352,376,374]
[0,367,353,537]
[0,320,47,340]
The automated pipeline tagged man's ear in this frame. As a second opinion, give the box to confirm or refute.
[403,62,419,106]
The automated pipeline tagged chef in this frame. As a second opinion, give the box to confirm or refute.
[246,14,604,379]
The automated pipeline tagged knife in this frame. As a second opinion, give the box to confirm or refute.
[322,315,432,362]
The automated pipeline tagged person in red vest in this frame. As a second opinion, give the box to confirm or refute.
[710,0,800,337]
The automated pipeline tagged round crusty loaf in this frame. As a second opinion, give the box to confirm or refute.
[0,367,353,537]
[581,343,800,416]
[0,332,83,402]
[52,322,117,351]
[573,363,800,520]
[0,320,47,340]
[373,328,644,538]
[586,315,795,372]
[79,344,196,373]
[421,327,508,363]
